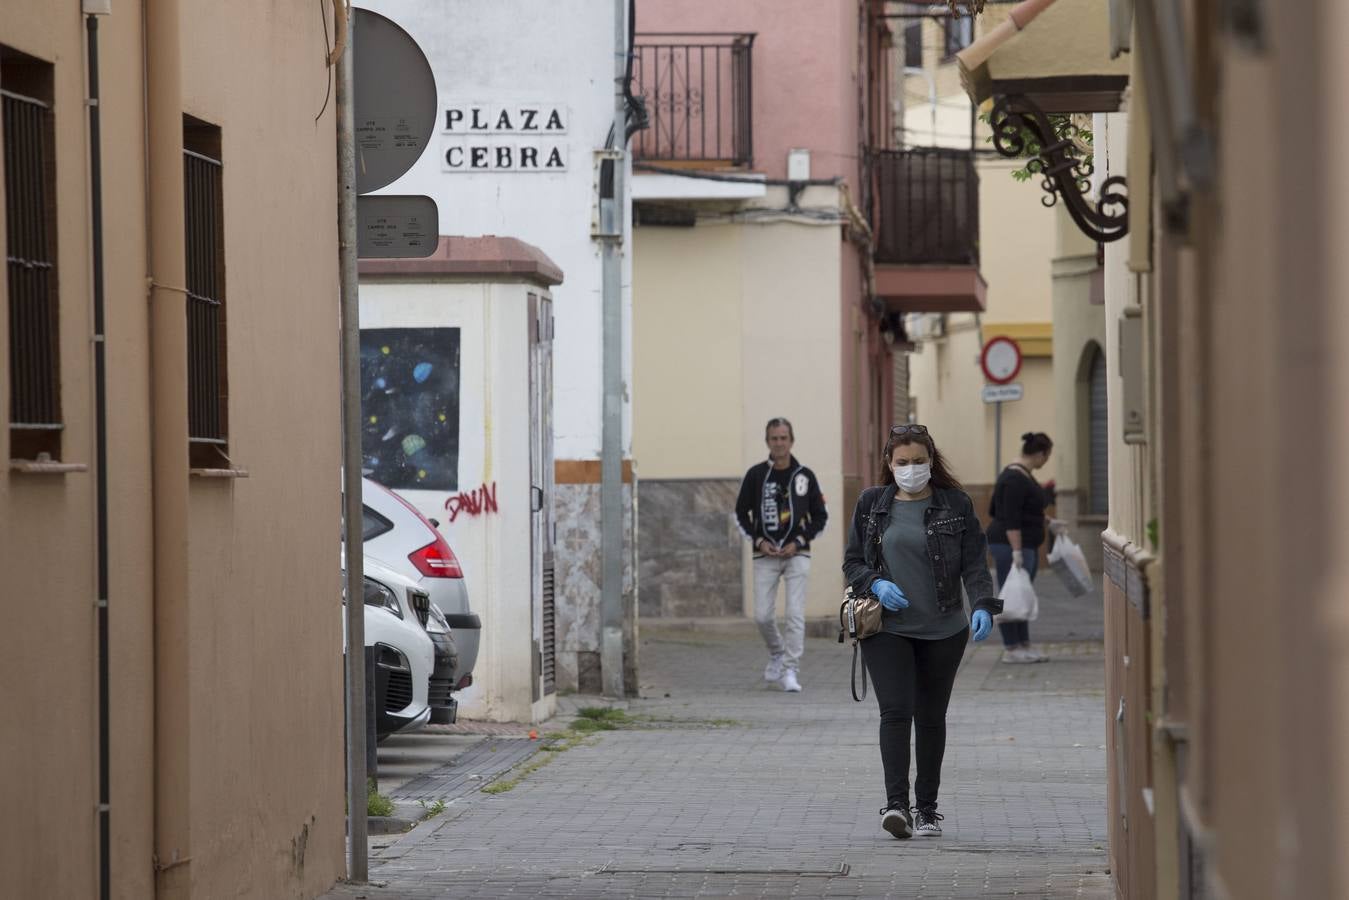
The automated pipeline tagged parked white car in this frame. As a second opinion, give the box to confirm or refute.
[349,557,436,738]
[362,478,481,692]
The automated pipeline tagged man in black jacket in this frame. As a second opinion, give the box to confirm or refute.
[734,417,828,692]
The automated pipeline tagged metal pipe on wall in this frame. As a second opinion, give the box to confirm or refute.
[335,2,369,880]
[599,0,627,699]
[145,0,192,892]
[82,6,111,897]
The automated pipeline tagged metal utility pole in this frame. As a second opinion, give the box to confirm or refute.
[599,0,628,699]
[335,3,368,881]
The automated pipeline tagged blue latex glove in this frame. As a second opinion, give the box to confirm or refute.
[971,609,993,642]
[872,579,909,611]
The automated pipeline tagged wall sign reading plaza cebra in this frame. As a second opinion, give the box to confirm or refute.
[441,103,569,172]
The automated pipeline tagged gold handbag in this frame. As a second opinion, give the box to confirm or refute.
[838,586,883,701]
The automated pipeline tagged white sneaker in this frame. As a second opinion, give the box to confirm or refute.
[1021,645,1050,663]
[880,806,913,840]
[764,654,785,682]
[779,670,802,692]
[1001,649,1036,664]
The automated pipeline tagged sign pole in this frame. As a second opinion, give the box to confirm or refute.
[995,399,1002,482]
[336,8,368,881]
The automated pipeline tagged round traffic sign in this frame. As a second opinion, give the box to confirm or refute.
[354,9,437,194]
[981,336,1022,385]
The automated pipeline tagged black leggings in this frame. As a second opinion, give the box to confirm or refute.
[860,629,968,811]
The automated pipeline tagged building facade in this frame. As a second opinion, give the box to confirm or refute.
[959,0,1349,896]
[630,0,897,624]
[1,1,345,897]
[355,0,639,704]
[898,3,1107,539]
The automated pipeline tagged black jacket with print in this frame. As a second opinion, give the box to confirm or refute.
[734,457,828,557]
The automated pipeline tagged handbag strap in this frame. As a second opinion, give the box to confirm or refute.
[851,641,869,702]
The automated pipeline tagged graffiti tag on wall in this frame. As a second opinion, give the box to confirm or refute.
[445,482,499,523]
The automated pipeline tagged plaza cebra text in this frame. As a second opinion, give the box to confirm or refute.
[442,102,569,172]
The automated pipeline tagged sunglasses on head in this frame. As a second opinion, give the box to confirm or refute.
[890,424,928,437]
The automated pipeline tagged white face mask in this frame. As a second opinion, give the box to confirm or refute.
[894,463,932,494]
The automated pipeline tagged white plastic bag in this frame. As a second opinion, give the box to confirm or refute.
[996,566,1039,623]
[1048,533,1093,597]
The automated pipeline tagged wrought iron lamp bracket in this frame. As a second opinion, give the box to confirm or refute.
[990,94,1129,243]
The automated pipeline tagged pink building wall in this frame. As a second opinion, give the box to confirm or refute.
[636,0,892,492]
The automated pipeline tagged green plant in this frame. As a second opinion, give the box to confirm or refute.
[418,798,447,817]
[366,780,395,818]
[481,753,555,795]
[979,111,1094,182]
[572,707,631,732]
[1146,518,1159,552]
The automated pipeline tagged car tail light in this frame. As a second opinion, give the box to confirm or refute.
[409,537,463,579]
[456,673,473,690]
[369,480,467,579]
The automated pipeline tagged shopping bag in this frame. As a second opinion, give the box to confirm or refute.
[1048,533,1093,597]
[996,566,1039,623]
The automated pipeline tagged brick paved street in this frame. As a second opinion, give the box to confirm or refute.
[327,573,1110,899]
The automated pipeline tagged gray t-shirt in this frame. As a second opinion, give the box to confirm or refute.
[879,497,968,639]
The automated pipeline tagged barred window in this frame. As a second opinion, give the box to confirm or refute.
[943,17,973,60]
[183,116,228,468]
[2,48,60,461]
[904,22,922,68]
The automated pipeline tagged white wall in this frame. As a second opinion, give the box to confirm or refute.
[357,1,631,459]
[359,279,553,724]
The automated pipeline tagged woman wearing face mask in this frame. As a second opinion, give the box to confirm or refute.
[986,432,1056,664]
[842,425,1002,840]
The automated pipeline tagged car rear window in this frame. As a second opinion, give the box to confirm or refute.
[362,505,394,542]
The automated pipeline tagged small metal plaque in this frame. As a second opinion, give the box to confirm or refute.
[357,195,438,259]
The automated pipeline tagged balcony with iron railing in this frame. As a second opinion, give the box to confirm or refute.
[871,147,986,313]
[631,33,754,168]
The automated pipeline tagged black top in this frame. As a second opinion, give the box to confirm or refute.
[734,456,829,556]
[986,464,1047,549]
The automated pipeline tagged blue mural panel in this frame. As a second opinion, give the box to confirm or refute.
[360,327,461,491]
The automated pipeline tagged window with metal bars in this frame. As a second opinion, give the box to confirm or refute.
[943,16,973,60]
[904,22,923,68]
[2,48,61,461]
[183,116,228,468]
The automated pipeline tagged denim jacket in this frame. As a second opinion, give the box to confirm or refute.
[842,484,1003,618]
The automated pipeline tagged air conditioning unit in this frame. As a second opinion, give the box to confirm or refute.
[905,313,946,342]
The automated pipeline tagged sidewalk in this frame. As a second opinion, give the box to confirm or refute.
[326,574,1110,899]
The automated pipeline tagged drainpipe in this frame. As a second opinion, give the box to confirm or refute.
[145,0,192,891]
[82,4,111,897]
[599,0,628,699]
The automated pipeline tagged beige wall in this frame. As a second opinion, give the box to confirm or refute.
[632,224,745,478]
[978,158,1059,324]
[1050,206,1105,498]
[0,3,344,897]
[633,213,845,619]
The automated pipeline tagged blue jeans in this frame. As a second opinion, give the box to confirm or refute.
[989,543,1038,648]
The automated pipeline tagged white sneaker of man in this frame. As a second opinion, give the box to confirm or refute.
[764,654,785,682]
[779,669,802,692]
[1022,645,1050,663]
[1001,648,1036,664]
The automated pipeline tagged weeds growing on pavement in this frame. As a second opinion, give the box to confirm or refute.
[481,753,555,794]
[418,798,447,817]
[367,780,395,818]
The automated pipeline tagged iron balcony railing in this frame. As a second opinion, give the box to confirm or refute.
[3,88,61,437]
[631,33,755,167]
[873,147,980,266]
